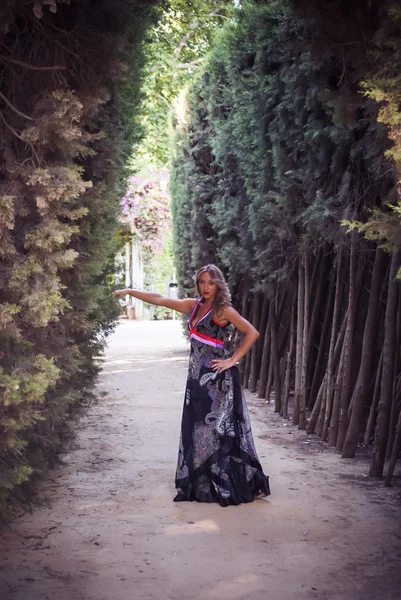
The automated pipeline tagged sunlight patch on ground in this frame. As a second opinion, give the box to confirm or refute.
[164,518,220,535]
[203,573,261,599]
[103,355,188,367]
[103,356,188,373]
[98,367,149,375]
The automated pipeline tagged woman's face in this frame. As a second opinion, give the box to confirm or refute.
[198,271,217,303]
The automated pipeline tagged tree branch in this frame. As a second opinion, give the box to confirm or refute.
[0,55,67,71]
[0,111,24,140]
[176,58,204,70]
[174,19,199,58]
[0,92,36,121]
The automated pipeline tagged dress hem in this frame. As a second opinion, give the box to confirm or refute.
[174,465,271,507]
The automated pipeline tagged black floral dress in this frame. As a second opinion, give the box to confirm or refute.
[174,300,271,507]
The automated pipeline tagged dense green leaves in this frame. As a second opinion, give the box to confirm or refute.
[172,1,396,289]
[171,0,401,479]
[135,0,232,169]
[0,0,155,516]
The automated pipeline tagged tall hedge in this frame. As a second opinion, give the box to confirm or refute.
[0,0,156,517]
[171,0,401,482]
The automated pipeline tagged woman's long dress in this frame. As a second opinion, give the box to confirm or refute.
[174,300,271,507]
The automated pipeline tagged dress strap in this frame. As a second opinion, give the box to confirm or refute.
[188,299,200,329]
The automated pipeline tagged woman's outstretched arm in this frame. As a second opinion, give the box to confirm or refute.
[112,288,196,315]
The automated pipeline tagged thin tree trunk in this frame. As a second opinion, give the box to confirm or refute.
[370,247,401,477]
[316,377,327,438]
[309,274,334,410]
[270,300,281,413]
[320,310,348,441]
[306,249,326,353]
[363,349,383,446]
[329,317,347,447]
[342,247,386,458]
[258,312,271,399]
[336,240,357,452]
[386,314,401,459]
[275,290,289,357]
[282,303,296,419]
[306,248,328,404]
[385,409,401,487]
[386,380,400,459]
[308,375,327,434]
[299,250,309,429]
[323,251,344,441]
[239,286,250,385]
[264,358,274,404]
[293,258,304,425]
[310,308,348,438]
[249,294,268,393]
[243,293,259,389]
[279,356,287,407]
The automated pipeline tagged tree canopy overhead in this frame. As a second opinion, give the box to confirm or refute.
[134,0,232,168]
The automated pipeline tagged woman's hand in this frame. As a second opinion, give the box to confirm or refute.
[112,289,127,298]
[210,357,235,374]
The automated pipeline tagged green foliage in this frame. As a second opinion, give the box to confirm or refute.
[135,0,232,168]
[121,0,231,307]
[170,0,401,478]
[171,0,397,291]
[0,0,156,517]
[356,5,401,248]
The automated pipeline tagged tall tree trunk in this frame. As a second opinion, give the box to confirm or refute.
[336,240,357,452]
[363,349,383,446]
[306,248,328,405]
[323,251,344,441]
[386,304,401,458]
[329,314,348,446]
[370,247,401,477]
[299,250,309,429]
[309,274,334,410]
[258,313,271,399]
[279,355,287,395]
[342,247,386,458]
[293,258,304,425]
[249,292,266,393]
[269,300,281,413]
[308,375,327,434]
[316,378,327,437]
[277,301,291,357]
[282,303,296,419]
[386,381,400,459]
[310,306,348,437]
[264,358,274,404]
[239,285,250,385]
[243,292,259,389]
[384,408,401,487]
[318,310,347,440]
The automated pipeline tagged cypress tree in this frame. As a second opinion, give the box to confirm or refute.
[0,0,156,516]
[170,0,401,481]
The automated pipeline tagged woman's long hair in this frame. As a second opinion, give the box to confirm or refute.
[195,264,231,319]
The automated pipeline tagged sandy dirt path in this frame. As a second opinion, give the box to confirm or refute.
[1,320,401,600]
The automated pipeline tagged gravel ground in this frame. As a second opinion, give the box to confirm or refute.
[1,319,400,600]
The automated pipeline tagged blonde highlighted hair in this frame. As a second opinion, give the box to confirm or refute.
[195,264,231,319]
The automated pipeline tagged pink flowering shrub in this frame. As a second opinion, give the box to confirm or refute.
[120,169,172,265]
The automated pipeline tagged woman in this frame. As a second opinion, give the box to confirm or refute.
[113,264,270,507]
